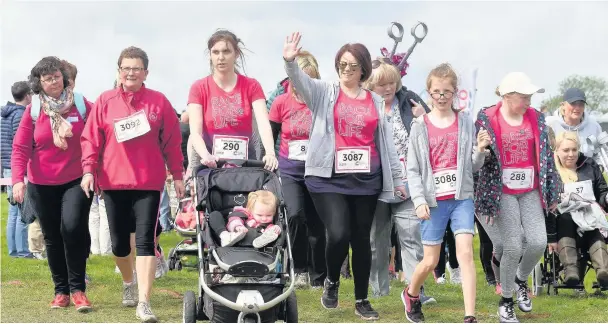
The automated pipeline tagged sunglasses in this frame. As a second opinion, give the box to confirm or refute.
[372,57,393,69]
[338,61,360,71]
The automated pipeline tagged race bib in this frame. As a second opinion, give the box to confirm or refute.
[113,110,151,143]
[335,147,370,174]
[433,168,457,197]
[288,140,308,161]
[66,116,79,123]
[213,135,249,160]
[502,167,534,190]
[564,180,595,201]
[399,155,407,181]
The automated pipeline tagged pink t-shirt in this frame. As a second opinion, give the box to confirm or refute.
[187,74,265,160]
[268,92,312,159]
[498,113,537,195]
[333,90,380,174]
[425,114,459,200]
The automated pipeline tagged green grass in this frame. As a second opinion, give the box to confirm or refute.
[1,192,607,322]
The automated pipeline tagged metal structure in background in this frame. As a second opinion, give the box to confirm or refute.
[582,132,608,173]
[386,21,428,70]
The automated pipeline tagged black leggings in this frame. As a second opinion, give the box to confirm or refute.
[28,178,93,294]
[391,224,403,273]
[434,221,459,277]
[475,216,496,282]
[104,190,161,257]
[282,176,326,285]
[309,192,379,300]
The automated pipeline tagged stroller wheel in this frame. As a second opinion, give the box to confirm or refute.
[284,291,298,323]
[176,260,183,271]
[183,290,197,323]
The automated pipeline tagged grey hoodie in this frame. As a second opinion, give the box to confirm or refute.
[284,60,403,201]
[546,110,602,157]
[406,110,487,209]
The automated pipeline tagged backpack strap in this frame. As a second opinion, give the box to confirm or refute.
[30,95,42,121]
[73,92,86,121]
[30,93,86,121]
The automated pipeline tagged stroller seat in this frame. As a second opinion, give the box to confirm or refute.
[212,246,279,277]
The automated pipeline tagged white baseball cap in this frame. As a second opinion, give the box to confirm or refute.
[498,72,545,96]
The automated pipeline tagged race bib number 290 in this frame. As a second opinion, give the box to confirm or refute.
[335,147,370,174]
[213,135,249,160]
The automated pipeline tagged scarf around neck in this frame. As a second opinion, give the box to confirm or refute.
[40,88,75,150]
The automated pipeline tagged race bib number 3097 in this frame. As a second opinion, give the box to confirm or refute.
[335,147,370,174]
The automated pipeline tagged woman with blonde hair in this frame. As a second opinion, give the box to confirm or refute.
[552,131,608,289]
[362,58,433,303]
[268,50,326,289]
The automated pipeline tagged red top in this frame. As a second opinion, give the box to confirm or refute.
[187,74,265,160]
[333,90,380,170]
[11,100,92,185]
[81,85,183,191]
[268,92,312,159]
[498,112,537,194]
[426,114,459,200]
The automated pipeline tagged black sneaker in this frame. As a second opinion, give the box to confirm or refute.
[498,299,518,323]
[355,299,379,320]
[401,287,424,323]
[464,316,478,323]
[321,278,339,309]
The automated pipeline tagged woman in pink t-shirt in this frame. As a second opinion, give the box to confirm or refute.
[187,29,277,171]
[475,72,561,323]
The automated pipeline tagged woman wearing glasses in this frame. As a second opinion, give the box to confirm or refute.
[11,56,94,312]
[282,32,406,321]
[187,29,277,172]
[81,46,184,323]
[363,58,434,303]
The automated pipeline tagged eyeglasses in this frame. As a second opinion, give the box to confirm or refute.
[119,67,145,74]
[338,61,360,71]
[372,57,392,69]
[41,75,63,84]
[429,91,454,99]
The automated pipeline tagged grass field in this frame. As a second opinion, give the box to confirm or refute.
[1,192,607,323]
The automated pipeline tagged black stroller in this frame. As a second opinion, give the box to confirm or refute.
[182,160,297,323]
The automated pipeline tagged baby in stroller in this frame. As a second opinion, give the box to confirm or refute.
[209,190,282,249]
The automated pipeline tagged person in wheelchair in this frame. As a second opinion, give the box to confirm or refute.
[209,190,282,249]
[552,131,608,288]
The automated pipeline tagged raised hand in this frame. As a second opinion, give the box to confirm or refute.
[283,32,302,62]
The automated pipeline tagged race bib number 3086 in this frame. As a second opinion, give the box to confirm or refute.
[335,147,370,174]
[213,135,249,160]
[433,168,457,197]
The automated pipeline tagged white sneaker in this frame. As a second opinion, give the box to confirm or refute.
[136,301,158,323]
[252,230,279,248]
[448,266,462,285]
[220,231,247,247]
[122,281,138,307]
[294,273,310,289]
[435,273,447,284]
[155,248,168,279]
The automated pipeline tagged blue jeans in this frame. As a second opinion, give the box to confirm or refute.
[420,198,475,246]
[158,185,172,231]
[3,169,30,257]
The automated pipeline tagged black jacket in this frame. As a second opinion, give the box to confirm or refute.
[546,153,608,242]
[394,86,430,132]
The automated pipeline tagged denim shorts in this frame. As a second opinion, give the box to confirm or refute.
[420,198,475,245]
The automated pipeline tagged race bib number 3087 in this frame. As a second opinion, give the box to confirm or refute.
[213,135,249,160]
[335,146,370,174]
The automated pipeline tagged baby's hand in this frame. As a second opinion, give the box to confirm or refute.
[235,225,248,233]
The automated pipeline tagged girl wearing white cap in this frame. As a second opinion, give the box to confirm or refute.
[474,72,561,323]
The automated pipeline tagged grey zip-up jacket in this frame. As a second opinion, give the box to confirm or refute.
[284,60,403,201]
[406,111,487,209]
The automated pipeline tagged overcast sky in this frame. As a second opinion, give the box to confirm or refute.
[2,0,607,113]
